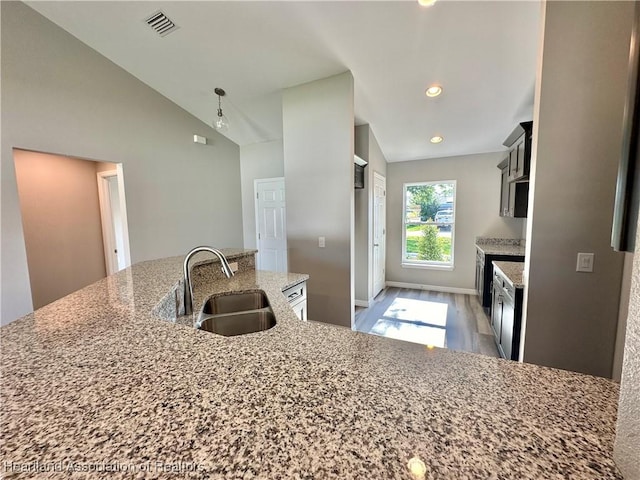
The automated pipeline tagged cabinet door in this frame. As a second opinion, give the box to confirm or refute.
[508,149,517,180]
[500,165,510,217]
[491,283,502,341]
[476,252,484,298]
[515,137,525,178]
[508,181,516,217]
[292,299,307,321]
[500,298,515,360]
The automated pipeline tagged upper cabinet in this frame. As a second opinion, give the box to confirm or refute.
[498,121,532,218]
[504,121,533,182]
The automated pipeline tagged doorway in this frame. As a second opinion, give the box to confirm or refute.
[254,177,287,272]
[13,149,131,309]
[97,166,131,275]
[372,172,386,297]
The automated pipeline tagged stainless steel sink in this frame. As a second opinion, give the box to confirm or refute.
[196,290,275,336]
[198,310,276,336]
[201,291,269,315]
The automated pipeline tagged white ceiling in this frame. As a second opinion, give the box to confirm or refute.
[26,1,541,162]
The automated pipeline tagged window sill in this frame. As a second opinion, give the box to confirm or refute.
[401,262,454,271]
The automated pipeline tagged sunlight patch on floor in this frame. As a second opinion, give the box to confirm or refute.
[382,298,448,327]
[370,318,446,347]
[366,298,449,347]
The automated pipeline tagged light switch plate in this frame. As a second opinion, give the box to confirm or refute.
[318,236,325,248]
[576,252,594,272]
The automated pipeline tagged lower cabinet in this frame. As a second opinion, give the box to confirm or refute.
[490,275,502,340]
[283,281,307,321]
[490,268,523,361]
[291,300,306,321]
[500,295,516,361]
[477,249,524,308]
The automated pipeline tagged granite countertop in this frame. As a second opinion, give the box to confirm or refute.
[0,255,622,479]
[476,243,526,256]
[475,237,526,256]
[493,261,525,288]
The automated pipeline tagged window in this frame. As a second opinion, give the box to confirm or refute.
[402,181,456,269]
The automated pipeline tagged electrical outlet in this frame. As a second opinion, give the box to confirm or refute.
[576,253,594,272]
[318,236,325,248]
[229,262,239,273]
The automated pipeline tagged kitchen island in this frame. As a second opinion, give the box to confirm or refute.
[0,254,622,479]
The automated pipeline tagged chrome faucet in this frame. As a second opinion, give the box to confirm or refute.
[183,246,234,315]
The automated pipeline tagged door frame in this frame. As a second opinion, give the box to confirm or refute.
[372,171,386,298]
[96,165,131,275]
[254,177,287,271]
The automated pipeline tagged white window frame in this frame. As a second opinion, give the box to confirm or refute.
[402,180,456,270]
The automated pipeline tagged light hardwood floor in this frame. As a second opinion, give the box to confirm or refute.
[354,287,500,358]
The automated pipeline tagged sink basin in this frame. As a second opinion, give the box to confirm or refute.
[201,291,269,315]
[196,290,275,337]
[198,310,276,336]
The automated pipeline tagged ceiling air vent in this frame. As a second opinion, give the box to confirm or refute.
[144,10,179,37]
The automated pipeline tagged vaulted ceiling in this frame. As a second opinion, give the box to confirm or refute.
[27,1,541,162]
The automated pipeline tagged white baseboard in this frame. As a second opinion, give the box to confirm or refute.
[354,299,371,308]
[385,281,477,296]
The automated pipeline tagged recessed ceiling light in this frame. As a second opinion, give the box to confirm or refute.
[425,85,443,97]
[417,0,437,6]
[430,136,444,144]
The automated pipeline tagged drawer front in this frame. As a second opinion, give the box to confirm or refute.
[283,282,307,304]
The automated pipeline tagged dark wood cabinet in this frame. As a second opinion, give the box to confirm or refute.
[498,150,530,219]
[476,249,524,308]
[498,121,532,218]
[490,265,524,361]
[505,121,533,182]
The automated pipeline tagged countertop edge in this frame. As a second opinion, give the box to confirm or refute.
[492,261,525,289]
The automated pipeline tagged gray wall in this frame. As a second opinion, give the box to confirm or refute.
[522,0,631,377]
[283,72,354,327]
[354,125,387,304]
[240,139,285,249]
[13,150,107,309]
[1,2,243,325]
[386,152,524,291]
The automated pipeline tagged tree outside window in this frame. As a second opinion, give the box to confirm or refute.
[403,181,456,267]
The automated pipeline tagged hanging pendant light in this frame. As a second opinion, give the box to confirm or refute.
[213,87,229,132]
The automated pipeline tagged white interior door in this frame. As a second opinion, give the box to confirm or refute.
[106,176,127,270]
[97,167,131,275]
[255,178,287,272]
[373,172,386,297]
